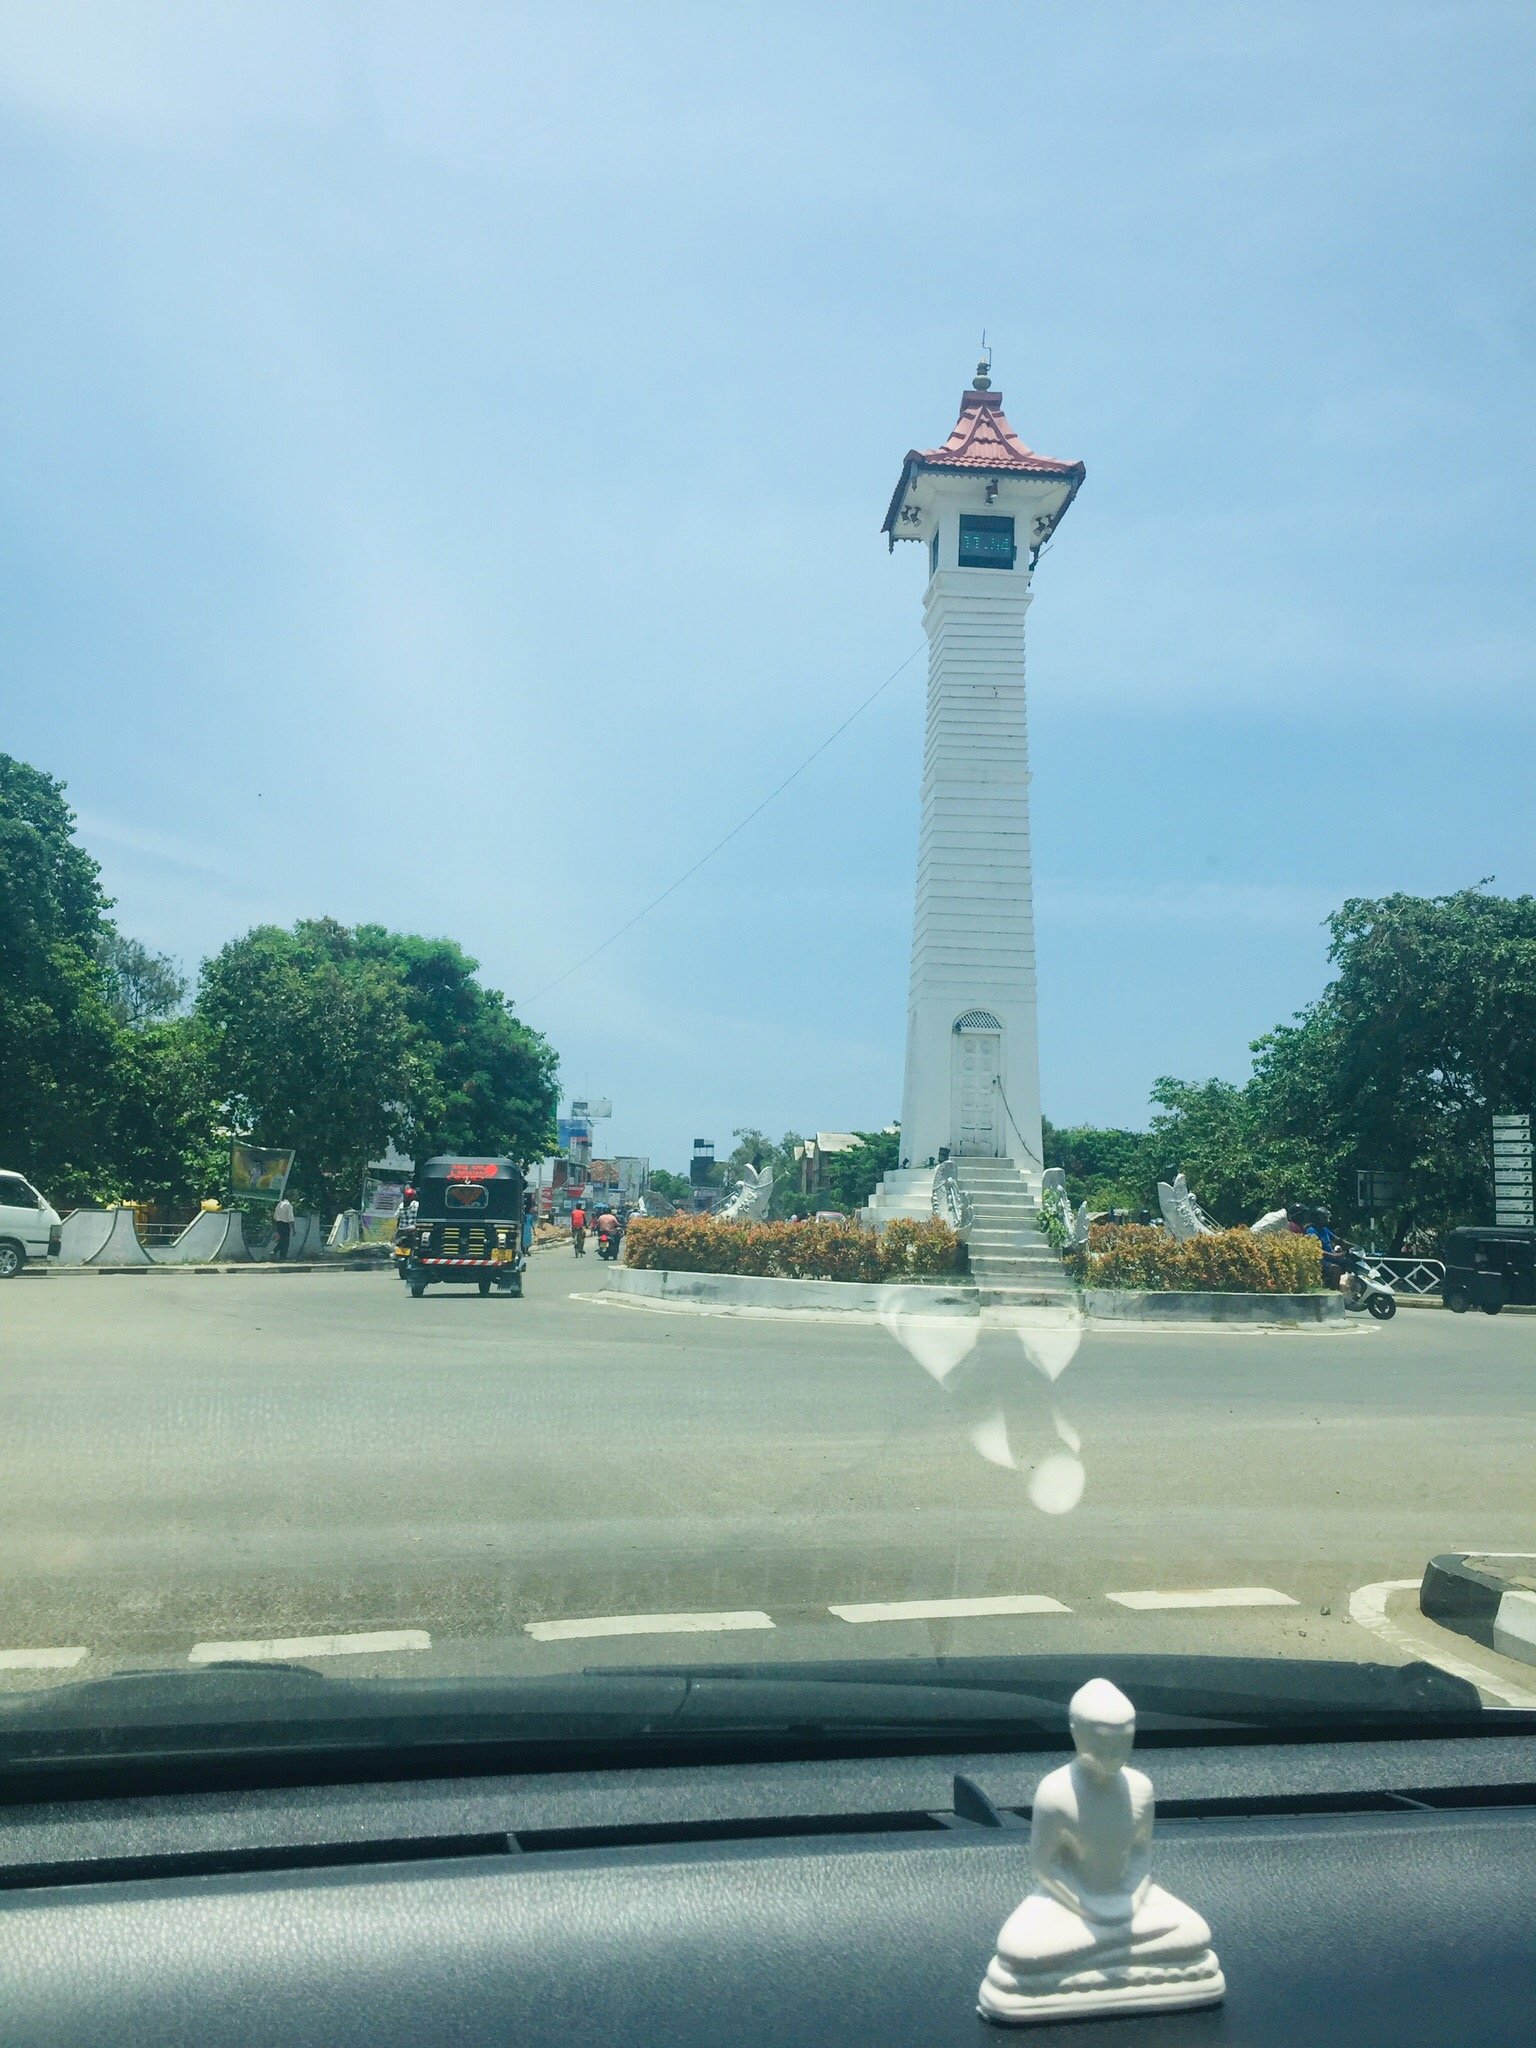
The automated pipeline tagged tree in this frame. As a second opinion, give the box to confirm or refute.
[817,1129,899,1214]
[1141,1077,1294,1225]
[197,918,560,1218]
[647,1167,692,1203]
[353,928,557,1164]
[1042,1118,1150,1212]
[96,932,187,1027]
[1249,888,1536,1239]
[197,919,431,1219]
[0,756,120,1201]
[108,1017,224,1207]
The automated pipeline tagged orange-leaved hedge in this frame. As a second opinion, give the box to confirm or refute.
[623,1214,965,1282]
[1082,1223,1323,1293]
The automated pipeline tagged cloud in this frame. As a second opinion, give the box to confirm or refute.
[73,811,235,883]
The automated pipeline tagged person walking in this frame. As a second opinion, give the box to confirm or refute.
[570,1200,587,1257]
[272,1192,295,1262]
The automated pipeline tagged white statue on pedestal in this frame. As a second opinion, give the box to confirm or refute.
[979,1678,1224,2024]
[716,1162,774,1222]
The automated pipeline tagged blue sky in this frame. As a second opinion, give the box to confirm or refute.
[2,2,1532,1170]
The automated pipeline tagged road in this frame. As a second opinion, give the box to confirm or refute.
[3,1253,1534,1695]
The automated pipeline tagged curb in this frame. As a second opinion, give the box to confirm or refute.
[595,1267,979,1316]
[1420,1552,1536,1669]
[592,1269,1351,1324]
[1082,1288,1347,1325]
[31,1261,391,1279]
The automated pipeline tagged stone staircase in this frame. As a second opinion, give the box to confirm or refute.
[953,1158,1072,1304]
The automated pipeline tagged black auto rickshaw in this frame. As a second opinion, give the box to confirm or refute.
[1441,1226,1536,1316]
[397,1156,527,1299]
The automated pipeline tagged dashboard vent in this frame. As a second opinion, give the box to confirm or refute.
[514,1810,947,1855]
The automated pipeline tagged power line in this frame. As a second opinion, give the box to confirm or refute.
[526,643,925,1005]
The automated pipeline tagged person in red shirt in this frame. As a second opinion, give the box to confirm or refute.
[570,1202,587,1257]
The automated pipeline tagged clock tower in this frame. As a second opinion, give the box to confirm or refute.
[879,364,1084,1185]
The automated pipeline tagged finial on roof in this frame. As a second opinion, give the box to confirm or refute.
[972,335,992,391]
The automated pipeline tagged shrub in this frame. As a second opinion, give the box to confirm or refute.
[1085,1223,1323,1293]
[623,1214,965,1282]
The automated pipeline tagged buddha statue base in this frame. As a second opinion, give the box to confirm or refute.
[979,1948,1226,2024]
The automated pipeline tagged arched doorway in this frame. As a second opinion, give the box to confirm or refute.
[951,1010,1004,1157]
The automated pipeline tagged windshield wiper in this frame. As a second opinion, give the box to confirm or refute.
[0,1653,1520,1800]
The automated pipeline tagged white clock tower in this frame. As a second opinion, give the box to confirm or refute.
[880,363,1084,1186]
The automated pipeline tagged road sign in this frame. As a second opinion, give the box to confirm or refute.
[1493,1112,1533,1226]
[1356,1170,1405,1211]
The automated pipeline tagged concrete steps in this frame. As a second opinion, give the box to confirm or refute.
[952,1157,1071,1299]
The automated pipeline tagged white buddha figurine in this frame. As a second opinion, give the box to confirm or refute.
[979,1678,1225,2023]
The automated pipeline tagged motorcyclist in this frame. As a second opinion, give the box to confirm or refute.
[1307,1207,1349,1290]
[595,1206,621,1258]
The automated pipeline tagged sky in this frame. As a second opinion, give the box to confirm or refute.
[2,2,1533,1172]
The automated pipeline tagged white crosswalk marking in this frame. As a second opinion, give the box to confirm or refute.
[828,1596,1070,1623]
[525,1611,775,1642]
[0,1647,89,1670]
[1106,1587,1297,1610]
[187,1630,430,1663]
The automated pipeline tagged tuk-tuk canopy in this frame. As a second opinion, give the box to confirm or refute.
[413,1156,526,1219]
[417,1156,523,1182]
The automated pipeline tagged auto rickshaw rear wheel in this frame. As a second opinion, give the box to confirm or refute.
[408,1277,427,1298]
[477,1277,493,1296]
[1445,1289,1469,1313]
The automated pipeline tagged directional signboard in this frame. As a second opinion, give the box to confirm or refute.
[1493,1113,1533,1226]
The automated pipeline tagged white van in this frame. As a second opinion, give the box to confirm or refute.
[0,1171,63,1278]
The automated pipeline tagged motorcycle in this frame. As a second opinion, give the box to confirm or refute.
[1334,1246,1397,1320]
[596,1227,621,1262]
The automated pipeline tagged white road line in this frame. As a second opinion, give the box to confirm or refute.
[187,1630,430,1664]
[829,1596,1070,1624]
[0,1647,89,1671]
[525,1610,775,1642]
[1348,1579,1536,1711]
[1106,1587,1298,1611]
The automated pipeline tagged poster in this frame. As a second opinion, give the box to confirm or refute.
[229,1144,295,1202]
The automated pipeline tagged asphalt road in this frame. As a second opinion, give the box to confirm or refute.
[3,1253,1534,1695]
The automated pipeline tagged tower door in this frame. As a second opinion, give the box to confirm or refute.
[951,1012,1004,1158]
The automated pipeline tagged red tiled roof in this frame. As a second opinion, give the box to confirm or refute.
[883,386,1085,541]
[921,389,1082,477]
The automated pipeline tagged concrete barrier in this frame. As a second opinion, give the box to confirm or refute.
[594,1267,979,1315]
[593,1270,1348,1324]
[59,1207,152,1266]
[287,1215,326,1260]
[1083,1289,1346,1324]
[159,1210,252,1264]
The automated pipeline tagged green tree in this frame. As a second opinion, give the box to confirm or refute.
[108,1016,224,1207]
[353,928,557,1163]
[646,1167,692,1204]
[1042,1118,1150,1212]
[197,918,559,1218]
[96,932,187,1027]
[1249,888,1536,1239]
[1141,1077,1293,1225]
[0,756,120,1200]
[817,1129,900,1214]
[197,918,432,1218]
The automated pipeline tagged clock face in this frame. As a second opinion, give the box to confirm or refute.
[958,513,1016,568]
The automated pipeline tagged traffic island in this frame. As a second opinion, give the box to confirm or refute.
[1082,1289,1347,1325]
[591,1267,979,1315]
[1420,1553,1536,1670]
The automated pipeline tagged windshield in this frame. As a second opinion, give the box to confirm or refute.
[1,5,1533,1782]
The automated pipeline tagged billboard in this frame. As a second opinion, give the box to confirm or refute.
[229,1144,295,1202]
